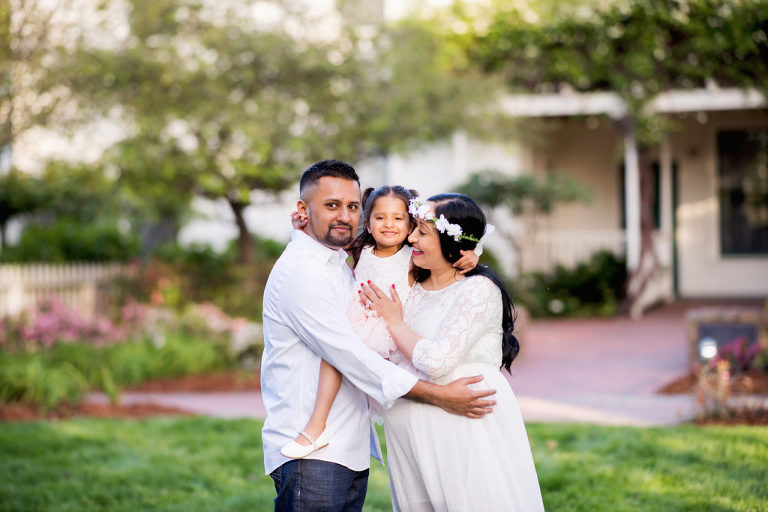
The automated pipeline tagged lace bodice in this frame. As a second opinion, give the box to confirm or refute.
[353,245,413,301]
[403,275,503,382]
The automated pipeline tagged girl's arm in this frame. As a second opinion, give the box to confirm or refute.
[289,210,308,230]
[453,250,479,275]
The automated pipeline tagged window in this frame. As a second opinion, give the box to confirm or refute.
[718,129,768,255]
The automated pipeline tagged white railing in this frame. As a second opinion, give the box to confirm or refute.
[522,229,676,316]
[522,230,627,272]
[0,263,132,319]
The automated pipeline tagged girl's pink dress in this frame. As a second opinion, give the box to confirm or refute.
[347,245,413,359]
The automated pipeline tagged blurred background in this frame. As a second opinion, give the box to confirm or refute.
[1,0,767,413]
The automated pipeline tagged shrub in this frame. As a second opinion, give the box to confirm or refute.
[710,337,767,374]
[0,335,234,410]
[516,250,627,317]
[122,236,285,320]
[18,299,124,349]
[0,217,139,262]
[0,296,260,410]
[0,354,91,410]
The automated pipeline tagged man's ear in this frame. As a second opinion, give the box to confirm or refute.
[297,199,308,216]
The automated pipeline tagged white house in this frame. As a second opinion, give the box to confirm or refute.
[500,88,768,309]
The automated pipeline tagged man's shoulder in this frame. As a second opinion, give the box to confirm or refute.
[268,245,340,291]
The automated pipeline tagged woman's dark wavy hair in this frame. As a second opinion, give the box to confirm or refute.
[347,185,419,267]
[415,193,520,372]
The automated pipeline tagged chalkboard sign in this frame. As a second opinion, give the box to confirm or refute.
[697,323,758,349]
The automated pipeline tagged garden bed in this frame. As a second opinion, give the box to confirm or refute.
[657,370,768,395]
[126,369,261,392]
[1,370,258,422]
[0,401,193,422]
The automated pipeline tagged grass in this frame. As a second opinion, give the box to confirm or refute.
[0,418,766,511]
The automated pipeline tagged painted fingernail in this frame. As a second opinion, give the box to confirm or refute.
[392,284,395,288]
[367,280,371,284]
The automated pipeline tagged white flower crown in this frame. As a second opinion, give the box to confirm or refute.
[408,197,480,243]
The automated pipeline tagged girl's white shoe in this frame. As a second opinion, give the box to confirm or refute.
[280,430,330,459]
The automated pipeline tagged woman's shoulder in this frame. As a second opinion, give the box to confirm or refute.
[462,274,501,299]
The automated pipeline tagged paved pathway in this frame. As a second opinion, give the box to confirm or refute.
[89,301,762,426]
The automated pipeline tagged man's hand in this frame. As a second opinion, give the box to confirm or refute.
[407,376,496,419]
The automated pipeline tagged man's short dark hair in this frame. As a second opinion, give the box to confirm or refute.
[299,160,360,195]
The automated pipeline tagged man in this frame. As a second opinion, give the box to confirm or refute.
[261,160,496,510]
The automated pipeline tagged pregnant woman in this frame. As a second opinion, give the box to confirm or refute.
[362,193,545,512]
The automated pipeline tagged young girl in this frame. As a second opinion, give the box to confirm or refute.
[280,185,481,459]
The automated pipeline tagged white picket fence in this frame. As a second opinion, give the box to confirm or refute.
[0,263,132,319]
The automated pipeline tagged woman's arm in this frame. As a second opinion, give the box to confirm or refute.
[362,278,501,380]
[453,249,479,275]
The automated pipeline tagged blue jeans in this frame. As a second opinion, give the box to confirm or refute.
[270,459,369,511]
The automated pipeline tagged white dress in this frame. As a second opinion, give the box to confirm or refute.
[347,245,413,359]
[383,275,545,512]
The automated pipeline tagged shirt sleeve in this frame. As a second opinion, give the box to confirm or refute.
[411,277,501,380]
[281,263,418,408]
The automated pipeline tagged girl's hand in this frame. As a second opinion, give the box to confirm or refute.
[359,281,404,327]
[454,250,479,275]
[289,210,308,230]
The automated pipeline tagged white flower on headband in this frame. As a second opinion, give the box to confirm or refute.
[446,222,463,240]
[408,197,479,243]
[434,214,450,233]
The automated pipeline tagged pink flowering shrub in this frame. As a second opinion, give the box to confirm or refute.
[0,295,260,361]
[179,302,248,339]
[1,299,125,350]
[710,337,766,374]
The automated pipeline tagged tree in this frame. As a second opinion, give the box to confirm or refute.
[57,0,506,262]
[455,170,591,274]
[462,0,768,315]
[1,0,88,162]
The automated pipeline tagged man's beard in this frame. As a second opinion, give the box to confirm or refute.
[322,222,354,248]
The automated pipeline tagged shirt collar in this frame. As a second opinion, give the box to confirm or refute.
[291,229,349,267]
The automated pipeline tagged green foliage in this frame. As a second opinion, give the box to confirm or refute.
[517,250,627,317]
[0,169,45,246]
[466,0,768,143]
[37,161,126,221]
[0,353,91,410]
[0,335,233,410]
[456,170,591,214]
[0,217,139,262]
[127,237,285,319]
[1,419,767,511]
[471,0,768,95]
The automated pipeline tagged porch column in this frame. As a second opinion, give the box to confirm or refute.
[659,137,675,302]
[623,121,641,271]
[659,138,673,237]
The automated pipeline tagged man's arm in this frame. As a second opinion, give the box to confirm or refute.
[406,376,497,419]
[282,264,496,417]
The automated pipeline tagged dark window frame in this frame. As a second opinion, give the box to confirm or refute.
[717,129,768,256]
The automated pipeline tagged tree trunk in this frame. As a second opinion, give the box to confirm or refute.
[228,199,254,264]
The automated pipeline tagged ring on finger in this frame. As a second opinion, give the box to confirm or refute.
[365,299,372,309]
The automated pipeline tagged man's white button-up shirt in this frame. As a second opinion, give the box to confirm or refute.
[261,230,419,475]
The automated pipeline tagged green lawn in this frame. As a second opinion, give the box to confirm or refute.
[1,418,766,511]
